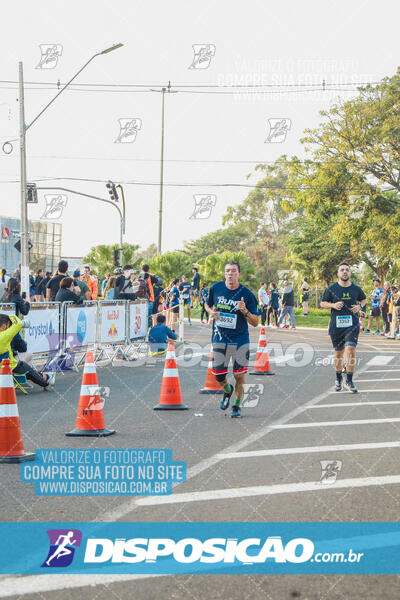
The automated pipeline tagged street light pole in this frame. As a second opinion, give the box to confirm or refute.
[151,82,178,255]
[158,86,165,254]
[19,62,29,297]
[116,184,126,266]
[17,43,123,296]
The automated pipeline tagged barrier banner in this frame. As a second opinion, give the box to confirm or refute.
[25,307,60,354]
[0,303,16,316]
[65,305,96,348]
[129,302,147,339]
[100,303,126,343]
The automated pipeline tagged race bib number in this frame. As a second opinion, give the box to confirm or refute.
[336,315,352,328]
[216,312,237,329]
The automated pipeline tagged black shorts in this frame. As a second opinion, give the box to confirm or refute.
[329,327,359,351]
[183,298,191,305]
[370,306,381,317]
[212,343,250,376]
[172,305,179,314]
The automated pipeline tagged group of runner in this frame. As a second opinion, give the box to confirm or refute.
[203,260,368,419]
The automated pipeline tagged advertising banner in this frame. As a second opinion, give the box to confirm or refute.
[129,302,147,339]
[65,304,96,348]
[100,303,126,343]
[25,306,60,354]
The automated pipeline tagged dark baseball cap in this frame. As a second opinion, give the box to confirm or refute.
[73,269,80,278]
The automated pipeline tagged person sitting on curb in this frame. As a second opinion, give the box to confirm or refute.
[148,314,178,355]
[0,314,55,389]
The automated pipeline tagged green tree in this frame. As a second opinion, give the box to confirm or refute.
[302,69,400,192]
[183,224,248,262]
[83,243,140,279]
[198,251,256,290]
[148,251,192,284]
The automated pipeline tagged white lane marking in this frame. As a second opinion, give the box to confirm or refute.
[366,356,395,366]
[308,401,400,408]
[364,369,400,373]
[218,441,400,459]
[271,418,400,429]
[135,475,400,507]
[328,388,400,394]
[0,575,162,599]
[358,378,400,382]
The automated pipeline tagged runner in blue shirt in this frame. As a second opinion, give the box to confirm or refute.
[179,275,192,325]
[205,261,259,418]
[363,278,384,335]
[200,283,209,323]
[169,278,180,332]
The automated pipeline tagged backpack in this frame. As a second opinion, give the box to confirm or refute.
[136,276,150,299]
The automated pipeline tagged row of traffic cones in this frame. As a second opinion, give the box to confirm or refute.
[0,327,275,461]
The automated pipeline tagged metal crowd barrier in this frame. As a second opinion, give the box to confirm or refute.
[0,299,152,369]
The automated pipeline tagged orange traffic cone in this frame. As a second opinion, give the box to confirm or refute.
[154,342,188,410]
[200,349,223,394]
[250,327,275,376]
[359,317,364,333]
[66,351,115,436]
[0,359,34,463]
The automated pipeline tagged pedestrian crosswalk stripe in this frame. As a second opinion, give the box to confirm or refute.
[357,378,400,382]
[366,356,395,366]
[135,475,400,506]
[271,417,400,429]
[328,388,400,394]
[308,401,400,409]
[218,441,400,459]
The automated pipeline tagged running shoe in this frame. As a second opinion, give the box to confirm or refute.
[188,319,192,325]
[283,324,290,329]
[363,330,371,334]
[290,326,296,330]
[230,405,241,418]
[344,380,358,393]
[335,379,343,392]
[373,330,381,335]
[220,385,233,411]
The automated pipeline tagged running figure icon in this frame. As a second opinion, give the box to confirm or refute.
[45,531,77,566]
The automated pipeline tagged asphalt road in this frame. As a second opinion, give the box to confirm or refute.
[1,323,400,599]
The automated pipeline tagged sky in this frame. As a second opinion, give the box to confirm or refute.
[0,0,398,259]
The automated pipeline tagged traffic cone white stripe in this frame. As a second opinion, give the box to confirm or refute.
[83,364,97,373]
[208,361,213,368]
[163,368,179,378]
[166,351,176,359]
[80,385,100,396]
[0,375,13,388]
[0,404,19,418]
[256,347,269,354]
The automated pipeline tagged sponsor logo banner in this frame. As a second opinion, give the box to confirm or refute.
[25,308,59,353]
[65,305,96,348]
[1,523,400,574]
[129,303,147,339]
[100,305,126,343]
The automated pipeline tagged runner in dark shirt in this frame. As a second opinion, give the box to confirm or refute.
[321,262,366,393]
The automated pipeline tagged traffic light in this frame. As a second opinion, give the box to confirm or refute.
[113,249,119,266]
[106,180,119,201]
[27,183,38,204]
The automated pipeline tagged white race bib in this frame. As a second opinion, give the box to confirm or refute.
[336,315,353,328]
[216,312,237,329]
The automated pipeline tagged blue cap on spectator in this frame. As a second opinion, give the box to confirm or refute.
[73,269,80,278]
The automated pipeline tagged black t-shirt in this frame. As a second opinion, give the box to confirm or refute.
[46,274,67,301]
[322,282,366,334]
[192,272,200,291]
